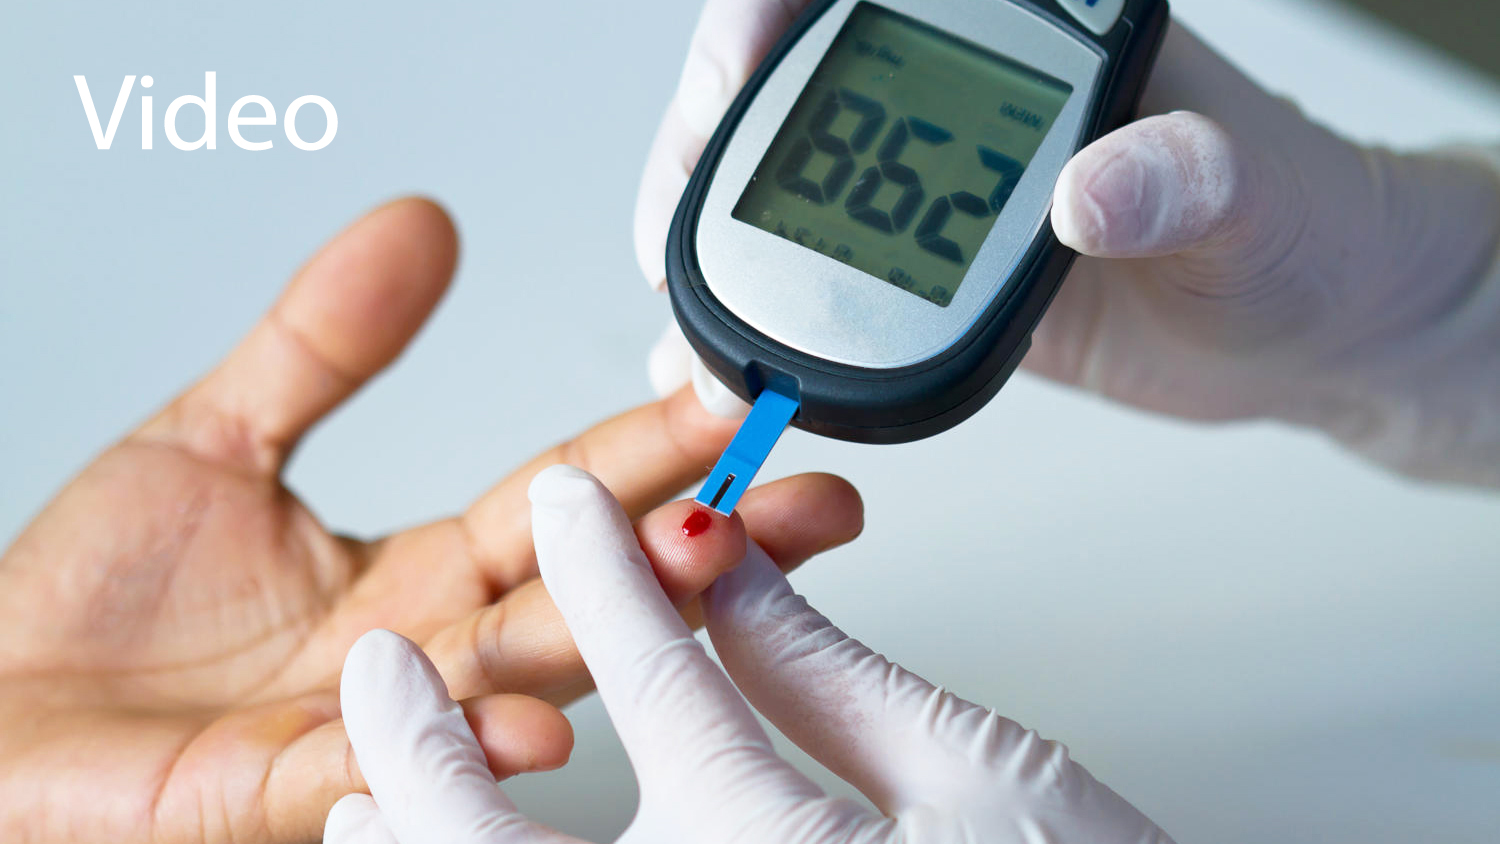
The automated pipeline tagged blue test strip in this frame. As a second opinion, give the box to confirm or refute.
[695,386,799,516]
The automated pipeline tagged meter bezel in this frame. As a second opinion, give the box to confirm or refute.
[668,0,1169,443]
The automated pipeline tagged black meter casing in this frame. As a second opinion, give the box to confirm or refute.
[668,0,1169,444]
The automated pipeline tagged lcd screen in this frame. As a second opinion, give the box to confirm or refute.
[733,3,1072,306]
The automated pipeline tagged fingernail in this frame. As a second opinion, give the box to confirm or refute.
[527,464,600,510]
[691,360,751,420]
[677,47,731,138]
[647,320,694,398]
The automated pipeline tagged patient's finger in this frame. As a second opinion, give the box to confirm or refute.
[529,466,818,811]
[426,473,862,703]
[460,386,739,591]
[429,498,746,702]
[135,198,458,475]
[734,471,863,566]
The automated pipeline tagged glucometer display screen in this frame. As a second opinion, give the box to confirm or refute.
[733,3,1071,307]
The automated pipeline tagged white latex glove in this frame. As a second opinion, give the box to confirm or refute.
[325,464,1175,844]
[637,4,1500,488]
[647,320,750,419]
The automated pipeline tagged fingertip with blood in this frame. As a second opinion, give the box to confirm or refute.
[681,508,713,537]
[634,498,746,606]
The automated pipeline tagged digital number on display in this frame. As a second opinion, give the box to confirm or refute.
[734,4,1071,307]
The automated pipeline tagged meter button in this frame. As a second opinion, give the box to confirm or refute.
[1055,0,1125,36]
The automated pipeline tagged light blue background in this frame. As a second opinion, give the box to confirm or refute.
[2,1,1498,841]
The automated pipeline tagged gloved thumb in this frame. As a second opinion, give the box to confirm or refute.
[1052,111,1267,259]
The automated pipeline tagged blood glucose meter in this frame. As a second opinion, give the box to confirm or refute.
[668,0,1168,512]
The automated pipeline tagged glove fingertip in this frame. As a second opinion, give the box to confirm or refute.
[635,103,697,293]
[341,629,459,747]
[1054,111,1247,259]
[692,357,751,420]
[324,794,395,844]
[1055,138,1158,257]
[526,464,603,511]
[342,629,420,698]
[648,320,695,398]
[633,201,671,292]
[677,45,733,139]
[527,464,647,595]
[1051,155,1108,254]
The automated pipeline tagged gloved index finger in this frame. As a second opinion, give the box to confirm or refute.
[340,630,577,844]
[528,465,821,811]
[634,0,815,290]
[674,0,815,137]
[704,547,1171,843]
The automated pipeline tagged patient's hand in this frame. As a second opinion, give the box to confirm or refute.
[0,198,864,844]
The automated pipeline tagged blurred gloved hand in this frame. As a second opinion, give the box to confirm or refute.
[637,4,1500,488]
[325,465,1174,844]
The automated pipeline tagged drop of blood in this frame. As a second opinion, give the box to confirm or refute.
[681,509,713,537]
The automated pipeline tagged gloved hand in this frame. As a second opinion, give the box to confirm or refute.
[637,2,1500,488]
[325,464,1174,844]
